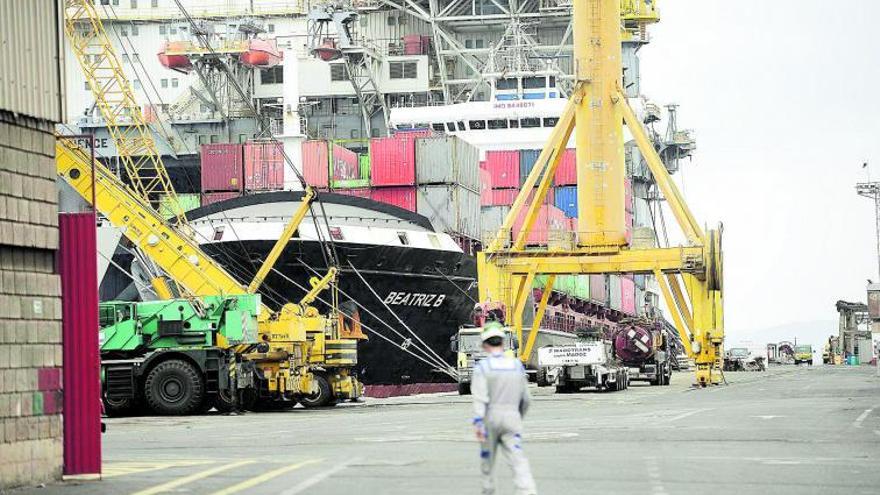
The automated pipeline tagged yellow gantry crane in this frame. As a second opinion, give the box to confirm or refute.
[480,0,725,386]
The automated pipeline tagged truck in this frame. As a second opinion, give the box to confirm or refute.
[451,325,518,395]
[611,322,673,386]
[794,344,814,365]
[536,339,629,393]
[723,347,766,371]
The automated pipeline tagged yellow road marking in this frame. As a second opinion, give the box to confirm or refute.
[104,460,214,478]
[131,460,255,495]
[209,459,323,495]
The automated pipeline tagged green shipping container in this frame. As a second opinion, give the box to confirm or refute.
[359,153,370,180]
[159,193,201,219]
[533,275,590,301]
[330,178,371,189]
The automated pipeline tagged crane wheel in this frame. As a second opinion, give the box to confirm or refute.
[300,373,337,408]
[458,383,472,395]
[144,359,205,415]
[103,395,138,417]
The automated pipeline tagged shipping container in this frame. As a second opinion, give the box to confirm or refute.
[402,33,426,55]
[359,153,371,180]
[480,167,493,206]
[481,205,511,241]
[635,286,646,315]
[200,143,244,192]
[486,188,553,207]
[244,140,284,191]
[159,193,201,219]
[201,191,241,206]
[416,184,481,238]
[554,149,577,185]
[554,185,578,218]
[415,136,480,190]
[371,186,417,211]
[625,177,633,213]
[333,187,371,198]
[302,140,330,188]
[590,274,608,304]
[608,275,622,311]
[511,204,567,245]
[370,135,416,186]
[573,275,590,300]
[621,275,636,315]
[519,149,547,186]
[484,150,520,188]
[331,143,360,181]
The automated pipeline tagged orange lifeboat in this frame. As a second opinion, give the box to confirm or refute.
[313,38,342,61]
[157,41,193,72]
[239,39,283,68]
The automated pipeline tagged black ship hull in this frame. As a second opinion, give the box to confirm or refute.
[200,239,477,386]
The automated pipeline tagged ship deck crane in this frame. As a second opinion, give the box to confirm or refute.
[479,0,725,386]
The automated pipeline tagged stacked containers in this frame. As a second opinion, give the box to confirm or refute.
[484,150,519,189]
[608,275,622,311]
[302,140,330,189]
[621,275,636,314]
[243,140,284,191]
[479,167,493,206]
[415,136,481,238]
[159,193,200,219]
[554,185,578,218]
[554,149,576,185]
[200,143,244,193]
[334,188,371,199]
[371,187,416,211]
[590,274,607,305]
[331,143,366,187]
[370,134,417,210]
[510,204,567,245]
[201,191,241,206]
[519,149,544,185]
[480,205,510,240]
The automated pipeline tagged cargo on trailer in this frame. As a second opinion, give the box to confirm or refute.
[415,135,480,189]
[200,143,243,192]
[416,184,481,238]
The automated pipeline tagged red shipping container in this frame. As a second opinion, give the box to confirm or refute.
[370,135,416,186]
[371,186,416,211]
[201,143,243,192]
[621,275,636,315]
[59,212,102,476]
[244,140,284,191]
[332,143,360,180]
[480,168,493,206]
[403,34,424,55]
[554,148,577,185]
[333,187,371,198]
[511,204,567,245]
[202,191,241,206]
[302,140,330,188]
[485,150,520,188]
[488,187,553,207]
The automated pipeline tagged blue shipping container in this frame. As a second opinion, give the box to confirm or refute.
[555,185,578,218]
[519,149,544,186]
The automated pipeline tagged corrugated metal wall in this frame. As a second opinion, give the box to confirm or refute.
[59,212,101,477]
[0,0,65,122]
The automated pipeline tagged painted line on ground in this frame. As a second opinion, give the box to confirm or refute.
[665,408,711,422]
[209,459,322,495]
[853,405,879,428]
[131,460,255,495]
[278,458,361,495]
[104,460,214,478]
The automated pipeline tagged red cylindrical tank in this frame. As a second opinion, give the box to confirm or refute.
[612,325,657,365]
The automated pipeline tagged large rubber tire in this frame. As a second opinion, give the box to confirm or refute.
[536,368,550,387]
[458,382,471,396]
[103,396,137,417]
[300,373,337,408]
[211,388,236,413]
[144,359,205,416]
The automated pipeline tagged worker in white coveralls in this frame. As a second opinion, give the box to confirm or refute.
[471,321,537,495]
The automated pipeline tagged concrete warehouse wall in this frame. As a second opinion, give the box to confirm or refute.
[0,115,64,488]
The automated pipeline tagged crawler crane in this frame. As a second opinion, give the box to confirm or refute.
[479,0,725,386]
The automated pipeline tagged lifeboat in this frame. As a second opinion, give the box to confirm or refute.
[157,41,193,72]
[312,38,342,61]
[239,39,283,68]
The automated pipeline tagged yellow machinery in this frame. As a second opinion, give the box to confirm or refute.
[479,0,725,386]
[60,0,362,406]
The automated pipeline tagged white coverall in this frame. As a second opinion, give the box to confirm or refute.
[471,352,536,495]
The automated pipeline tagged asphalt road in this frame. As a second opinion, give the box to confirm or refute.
[12,365,880,495]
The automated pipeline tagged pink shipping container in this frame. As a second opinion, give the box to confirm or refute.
[302,140,330,188]
[371,186,417,211]
[511,204,567,245]
[554,148,577,185]
[200,143,243,192]
[402,34,425,55]
[332,143,360,180]
[201,191,241,206]
[370,135,416,186]
[590,274,608,304]
[333,187,371,198]
[485,150,520,188]
[488,187,554,207]
[621,275,636,314]
[59,212,102,476]
[244,140,284,191]
[480,167,493,206]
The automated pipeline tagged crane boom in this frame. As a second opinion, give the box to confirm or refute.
[63,0,186,224]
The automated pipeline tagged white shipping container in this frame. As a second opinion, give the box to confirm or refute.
[608,275,622,311]
[480,205,511,243]
[415,136,480,190]
[417,184,481,239]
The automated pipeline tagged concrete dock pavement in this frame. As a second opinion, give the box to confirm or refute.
[11,366,880,495]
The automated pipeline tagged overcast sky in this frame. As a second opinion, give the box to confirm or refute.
[636,0,880,339]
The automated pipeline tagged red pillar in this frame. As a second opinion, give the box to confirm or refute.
[59,212,101,476]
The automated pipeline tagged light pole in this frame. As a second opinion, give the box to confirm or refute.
[856,178,880,281]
